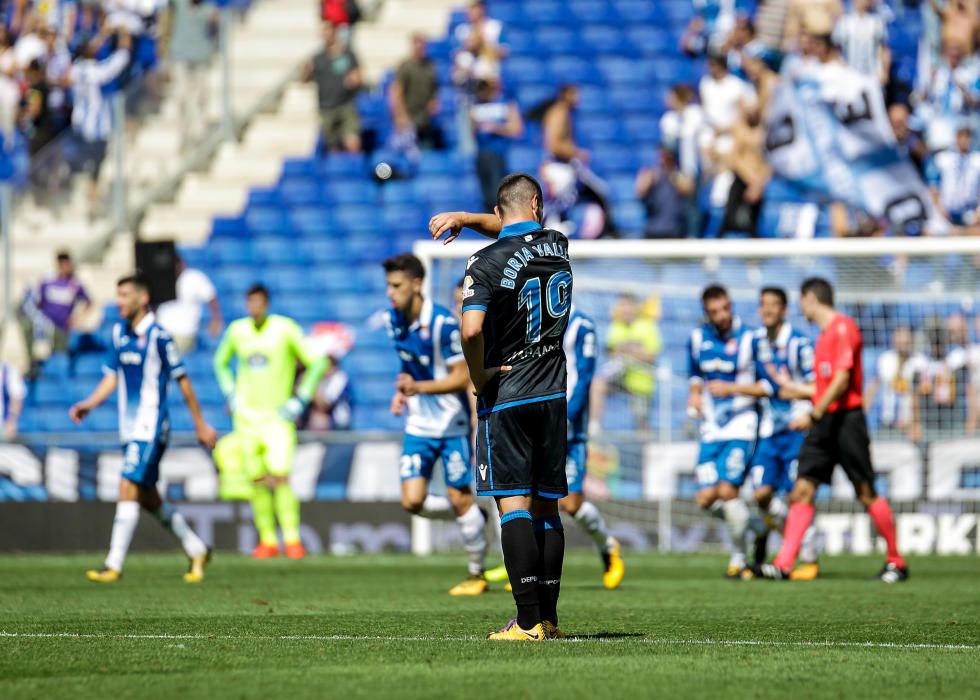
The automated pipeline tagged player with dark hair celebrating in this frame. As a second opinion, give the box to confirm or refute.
[689,285,758,578]
[381,252,489,596]
[70,272,217,583]
[750,277,908,582]
[440,173,572,640]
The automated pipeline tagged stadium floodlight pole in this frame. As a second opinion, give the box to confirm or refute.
[110,93,126,233]
[219,7,234,139]
[0,182,10,327]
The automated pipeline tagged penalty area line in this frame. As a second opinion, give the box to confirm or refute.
[1,631,978,651]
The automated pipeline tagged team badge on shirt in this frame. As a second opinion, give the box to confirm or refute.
[819,361,832,377]
[462,275,475,299]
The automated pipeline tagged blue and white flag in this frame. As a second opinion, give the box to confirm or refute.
[765,59,948,235]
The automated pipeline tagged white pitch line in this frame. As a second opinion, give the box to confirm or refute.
[1,631,978,651]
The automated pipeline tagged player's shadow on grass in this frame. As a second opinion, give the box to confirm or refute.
[568,632,645,640]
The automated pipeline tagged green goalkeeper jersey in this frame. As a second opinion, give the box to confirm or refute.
[213,314,328,420]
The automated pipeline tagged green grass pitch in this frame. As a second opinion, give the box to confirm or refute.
[2,552,978,699]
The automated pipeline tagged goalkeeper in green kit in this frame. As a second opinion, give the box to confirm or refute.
[214,284,328,559]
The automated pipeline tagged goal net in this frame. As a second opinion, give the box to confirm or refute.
[414,237,980,556]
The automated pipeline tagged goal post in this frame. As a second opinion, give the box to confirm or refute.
[413,236,980,556]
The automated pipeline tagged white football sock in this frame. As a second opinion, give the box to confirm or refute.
[799,525,820,564]
[105,501,140,572]
[722,498,750,562]
[573,501,612,554]
[156,502,207,558]
[708,500,726,520]
[419,494,455,520]
[767,496,789,530]
[456,504,487,576]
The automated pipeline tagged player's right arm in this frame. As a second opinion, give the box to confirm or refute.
[429,211,502,244]
[213,324,237,410]
[687,331,703,416]
[69,373,117,423]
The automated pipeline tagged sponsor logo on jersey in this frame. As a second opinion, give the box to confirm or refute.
[466,256,479,269]
[819,361,833,377]
[725,338,738,354]
[478,463,488,480]
[247,353,269,368]
[462,275,475,299]
[119,351,142,365]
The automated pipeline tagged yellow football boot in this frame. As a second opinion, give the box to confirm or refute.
[449,575,488,596]
[542,620,565,640]
[86,567,121,583]
[183,549,212,583]
[487,619,544,641]
[789,562,821,581]
[603,538,625,590]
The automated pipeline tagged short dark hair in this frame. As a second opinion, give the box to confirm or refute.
[760,286,788,307]
[701,284,729,305]
[118,271,151,293]
[707,52,728,70]
[247,283,270,300]
[496,172,543,216]
[56,250,71,262]
[383,253,426,280]
[801,277,834,307]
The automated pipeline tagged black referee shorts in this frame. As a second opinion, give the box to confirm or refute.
[475,397,568,499]
[797,408,876,488]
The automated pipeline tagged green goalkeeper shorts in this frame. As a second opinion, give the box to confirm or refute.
[236,416,297,479]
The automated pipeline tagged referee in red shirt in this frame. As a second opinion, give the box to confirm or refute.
[751,278,908,583]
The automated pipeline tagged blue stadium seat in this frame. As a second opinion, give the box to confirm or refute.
[380,180,417,206]
[245,206,290,236]
[182,352,214,376]
[178,246,211,269]
[317,153,369,178]
[211,216,247,239]
[612,87,664,115]
[325,180,379,206]
[502,56,550,86]
[627,26,672,55]
[253,237,306,266]
[503,28,536,55]
[623,114,661,143]
[279,176,324,206]
[578,115,627,144]
[381,203,428,233]
[281,158,318,178]
[548,56,602,85]
[569,0,620,23]
[613,0,663,23]
[334,205,379,235]
[581,25,635,55]
[210,238,256,266]
[608,175,637,205]
[291,206,336,237]
[74,353,106,379]
[524,0,574,24]
[247,188,282,207]
[613,202,646,234]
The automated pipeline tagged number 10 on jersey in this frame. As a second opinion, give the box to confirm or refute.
[518,272,572,344]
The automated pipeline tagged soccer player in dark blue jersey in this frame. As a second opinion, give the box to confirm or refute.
[441,173,573,641]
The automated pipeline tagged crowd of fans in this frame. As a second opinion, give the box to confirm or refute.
[0,0,219,205]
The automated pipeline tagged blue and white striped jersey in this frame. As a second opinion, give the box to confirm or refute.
[753,323,815,438]
[102,312,186,443]
[385,299,470,439]
[0,362,26,424]
[688,317,757,443]
[563,306,597,441]
[70,48,130,142]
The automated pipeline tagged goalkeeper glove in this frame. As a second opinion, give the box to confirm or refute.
[279,396,307,421]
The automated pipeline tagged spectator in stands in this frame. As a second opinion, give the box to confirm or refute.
[306,21,362,154]
[719,102,770,236]
[741,42,778,116]
[926,124,980,227]
[916,38,980,151]
[0,360,26,441]
[305,356,354,432]
[889,102,928,174]
[928,0,979,56]
[18,251,92,376]
[321,0,361,45]
[540,84,614,238]
[452,0,505,87]
[680,15,708,58]
[864,325,926,440]
[470,77,522,212]
[389,33,442,150]
[168,0,218,152]
[590,294,662,433]
[721,15,756,80]
[67,24,132,214]
[156,255,223,353]
[659,83,706,237]
[913,314,973,437]
[833,0,891,84]
[700,53,756,156]
[635,147,690,239]
[784,0,843,52]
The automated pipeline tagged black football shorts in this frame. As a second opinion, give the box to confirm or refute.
[475,396,568,499]
[797,408,876,488]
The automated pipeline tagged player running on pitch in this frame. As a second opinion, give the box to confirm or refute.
[707,287,820,578]
[213,284,328,559]
[749,277,908,582]
[435,173,572,641]
[382,253,490,596]
[431,215,625,591]
[688,285,758,578]
[71,272,217,583]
